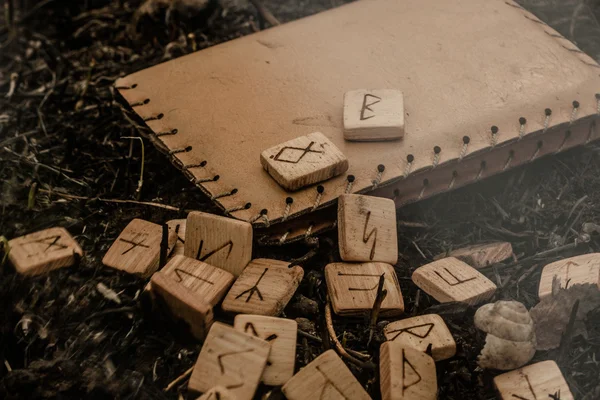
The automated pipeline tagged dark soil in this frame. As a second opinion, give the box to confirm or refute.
[1,0,600,399]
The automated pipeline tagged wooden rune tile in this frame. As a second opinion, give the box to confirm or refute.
[325,262,404,317]
[8,227,83,276]
[383,314,456,361]
[234,315,297,385]
[281,350,370,400]
[380,342,437,400]
[166,219,186,257]
[338,194,398,264]
[102,218,177,278]
[260,131,349,191]
[196,386,236,400]
[184,211,252,277]
[435,242,513,269]
[188,322,270,400]
[151,271,214,340]
[412,257,496,305]
[221,259,304,316]
[160,255,235,306]
[538,253,600,299]
[343,89,405,141]
[494,360,574,400]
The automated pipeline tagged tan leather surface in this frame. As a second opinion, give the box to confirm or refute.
[116,0,600,238]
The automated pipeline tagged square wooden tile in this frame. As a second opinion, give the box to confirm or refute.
[494,360,573,400]
[383,314,456,361]
[8,227,83,276]
[166,219,186,257]
[221,259,304,316]
[150,271,214,340]
[197,386,235,400]
[160,255,235,306]
[184,211,252,277]
[260,131,349,191]
[436,242,513,269]
[281,350,370,400]
[102,218,176,278]
[234,315,297,386]
[338,194,398,264]
[325,262,404,316]
[412,257,496,305]
[343,89,405,141]
[380,342,437,400]
[188,322,270,400]
[538,253,600,299]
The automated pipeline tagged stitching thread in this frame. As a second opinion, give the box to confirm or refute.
[312,185,324,211]
[372,164,385,189]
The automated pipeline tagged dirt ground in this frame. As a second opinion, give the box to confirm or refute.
[1,0,600,399]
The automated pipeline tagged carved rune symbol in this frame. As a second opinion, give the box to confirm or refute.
[174,224,184,244]
[236,268,268,302]
[511,374,538,400]
[360,94,382,120]
[362,211,377,260]
[401,348,422,395]
[196,239,234,262]
[315,365,348,400]
[173,268,214,285]
[337,271,385,291]
[435,267,476,286]
[562,261,579,288]
[243,322,278,342]
[217,347,254,389]
[387,323,435,341]
[272,141,323,164]
[118,234,150,255]
[24,235,68,256]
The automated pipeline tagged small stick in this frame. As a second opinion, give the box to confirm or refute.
[159,224,169,269]
[367,274,387,345]
[248,0,280,27]
[0,236,10,268]
[121,136,144,200]
[324,300,375,369]
[163,366,194,392]
[297,329,368,360]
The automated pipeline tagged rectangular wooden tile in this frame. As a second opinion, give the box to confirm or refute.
[102,218,176,277]
[412,257,496,305]
[436,242,513,269]
[343,89,405,141]
[338,194,398,264]
[166,219,186,257]
[234,315,297,385]
[160,255,235,306]
[150,271,213,340]
[189,322,270,400]
[538,253,600,299]
[383,314,456,361]
[184,211,252,277]
[260,131,349,191]
[222,259,304,316]
[281,350,370,400]
[494,360,573,400]
[8,227,83,276]
[380,342,437,400]
[325,262,404,316]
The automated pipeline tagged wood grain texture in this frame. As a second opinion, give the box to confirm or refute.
[538,253,600,299]
[196,386,236,400]
[325,262,404,316]
[184,211,252,277]
[435,242,513,269]
[412,257,496,305]
[151,271,213,340]
[166,219,186,258]
[281,350,370,400]
[260,131,348,191]
[8,227,83,276]
[493,360,573,400]
[160,255,235,306]
[234,315,297,385]
[380,342,437,400]
[338,194,398,264]
[188,322,270,400]
[221,259,304,316]
[102,219,176,278]
[343,89,405,141]
[383,314,456,361]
